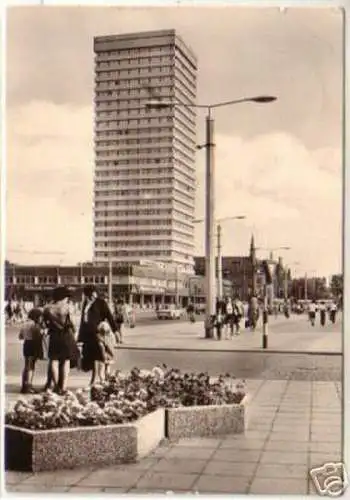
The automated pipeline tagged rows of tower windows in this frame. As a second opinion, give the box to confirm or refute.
[95,215,172,225]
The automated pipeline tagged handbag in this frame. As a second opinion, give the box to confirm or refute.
[64,315,81,369]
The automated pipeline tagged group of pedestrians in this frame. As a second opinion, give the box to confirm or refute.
[18,285,127,395]
[308,299,338,327]
[187,295,259,340]
[198,296,244,341]
[5,300,27,324]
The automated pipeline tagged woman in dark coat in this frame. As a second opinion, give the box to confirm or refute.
[78,285,118,386]
[43,286,79,395]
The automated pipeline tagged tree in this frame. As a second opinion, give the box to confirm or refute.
[330,274,343,298]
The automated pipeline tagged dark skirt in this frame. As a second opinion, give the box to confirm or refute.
[81,339,105,372]
[23,339,44,360]
[48,329,80,366]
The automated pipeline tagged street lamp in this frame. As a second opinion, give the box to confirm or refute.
[304,268,317,300]
[291,262,312,301]
[194,216,246,299]
[146,94,277,338]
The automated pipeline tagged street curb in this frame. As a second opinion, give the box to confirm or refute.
[117,345,342,355]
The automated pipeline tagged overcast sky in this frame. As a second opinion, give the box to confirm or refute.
[6,5,343,277]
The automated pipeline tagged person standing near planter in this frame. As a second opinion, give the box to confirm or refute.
[96,320,117,382]
[43,287,80,395]
[18,308,45,393]
[78,285,118,386]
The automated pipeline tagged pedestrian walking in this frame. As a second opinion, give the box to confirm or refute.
[283,299,290,319]
[329,301,337,324]
[319,301,327,327]
[43,286,80,395]
[13,302,23,323]
[78,285,118,387]
[232,297,244,336]
[5,300,14,324]
[214,311,224,340]
[187,301,196,323]
[224,297,234,339]
[215,297,226,340]
[18,308,45,394]
[248,295,259,331]
[113,299,125,343]
[308,299,317,326]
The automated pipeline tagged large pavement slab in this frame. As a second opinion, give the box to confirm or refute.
[4,379,343,495]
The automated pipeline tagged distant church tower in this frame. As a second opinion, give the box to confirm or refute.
[249,234,257,296]
[249,234,256,262]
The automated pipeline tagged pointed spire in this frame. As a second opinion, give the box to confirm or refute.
[250,234,255,253]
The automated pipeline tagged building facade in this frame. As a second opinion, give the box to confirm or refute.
[4,262,232,308]
[194,236,287,302]
[93,30,197,272]
[194,255,262,301]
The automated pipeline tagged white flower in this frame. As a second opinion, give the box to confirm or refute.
[152,366,165,379]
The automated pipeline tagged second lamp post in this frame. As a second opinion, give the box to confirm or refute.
[146,95,277,338]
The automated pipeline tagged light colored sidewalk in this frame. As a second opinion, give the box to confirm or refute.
[5,379,342,495]
[118,315,341,353]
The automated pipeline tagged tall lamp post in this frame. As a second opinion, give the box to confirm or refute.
[305,269,317,300]
[108,256,113,308]
[194,215,246,300]
[290,262,302,299]
[146,95,276,338]
[291,263,316,301]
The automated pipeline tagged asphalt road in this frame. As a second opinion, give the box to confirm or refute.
[108,310,203,326]
[5,315,342,389]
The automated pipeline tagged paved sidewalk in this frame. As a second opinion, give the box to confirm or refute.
[118,315,341,353]
[4,379,342,495]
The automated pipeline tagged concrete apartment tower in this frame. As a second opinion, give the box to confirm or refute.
[93,30,197,273]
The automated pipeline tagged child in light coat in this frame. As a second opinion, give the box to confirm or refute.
[96,321,118,383]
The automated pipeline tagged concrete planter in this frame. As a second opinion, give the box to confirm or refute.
[165,395,248,440]
[5,408,164,472]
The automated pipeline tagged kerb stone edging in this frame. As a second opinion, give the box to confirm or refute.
[5,408,165,472]
[165,394,249,440]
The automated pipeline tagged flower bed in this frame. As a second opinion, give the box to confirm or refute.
[165,396,248,440]
[5,409,164,472]
[5,366,246,471]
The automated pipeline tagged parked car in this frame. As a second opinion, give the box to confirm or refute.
[194,303,206,314]
[156,304,182,320]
